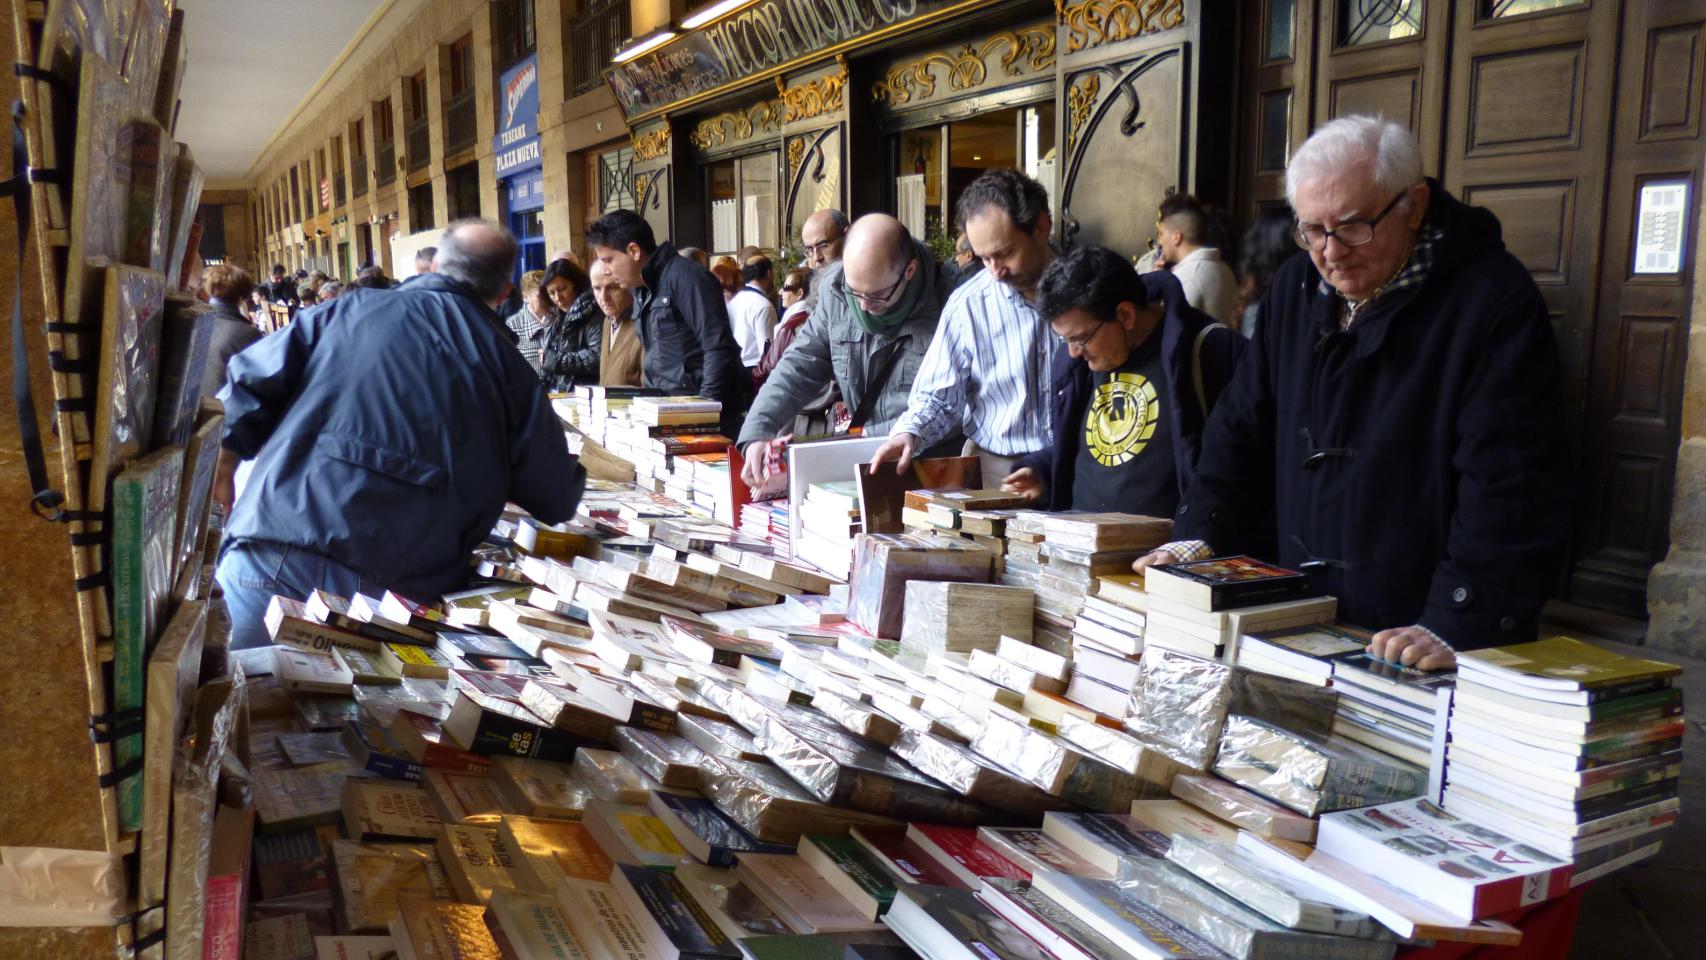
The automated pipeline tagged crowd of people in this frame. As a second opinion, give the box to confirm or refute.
[204,113,1570,673]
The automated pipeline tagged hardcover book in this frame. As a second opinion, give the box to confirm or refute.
[846,533,994,639]
[1039,812,1169,875]
[975,827,1111,880]
[111,444,185,831]
[1144,555,1310,611]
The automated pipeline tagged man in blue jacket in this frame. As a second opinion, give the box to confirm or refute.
[213,220,586,648]
[1003,245,1245,514]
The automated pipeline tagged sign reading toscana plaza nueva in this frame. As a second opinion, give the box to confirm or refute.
[604,0,963,119]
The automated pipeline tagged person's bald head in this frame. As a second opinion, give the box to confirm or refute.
[841,214,918,318]
[434,219,519,306]
[802,208,849,268]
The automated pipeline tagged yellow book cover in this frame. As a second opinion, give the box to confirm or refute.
[438,825,524,904]
[1458,636,1681,690]
[498,816,613,891]
[395,900,501,960]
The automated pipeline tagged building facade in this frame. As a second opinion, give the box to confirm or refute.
[244,0,1706,652]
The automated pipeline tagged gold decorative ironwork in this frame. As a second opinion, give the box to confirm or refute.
[689,101,784,150]
[1066,75,1100,153]
[787,137,808,176]
[632,126,671,161]
[1055,0,1183,54]
[776,58,849,124]
[633,171,654,206]
[871,27,1056,106]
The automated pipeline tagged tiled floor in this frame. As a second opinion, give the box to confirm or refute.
[1563,637,1703,960]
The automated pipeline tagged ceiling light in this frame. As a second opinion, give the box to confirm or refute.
[683,0,753,29]
[612,27,678,63]
[972,154,983,161]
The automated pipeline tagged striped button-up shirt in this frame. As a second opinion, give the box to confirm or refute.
[890,268,1055,457]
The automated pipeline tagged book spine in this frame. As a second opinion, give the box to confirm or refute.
[423,743,493,774]
[112,478,145,832]
[201,874,243,960]
[1209,579,1310,610]
[467,711,579,762]
[1584,677,1674,703]
[361,751,424,782]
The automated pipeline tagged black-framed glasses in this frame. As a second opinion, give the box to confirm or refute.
[846,258,913,305]
[781,284,803,293]
[1294,192,1407,251]
[804,239,836,258]
[1055,319,1111,350]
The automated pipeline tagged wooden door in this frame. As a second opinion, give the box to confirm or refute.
[1571,0,1705,615]
[1314,0,1449,174]
[1237,0,1321,215]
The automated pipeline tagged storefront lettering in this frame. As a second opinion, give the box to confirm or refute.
[613,0,935,118]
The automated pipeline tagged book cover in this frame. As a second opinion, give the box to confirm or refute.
[137,599,206,911]
[484,889,598,960]
[439,824,524,904]
[340,719,424,781]
[497,815,611,891]
[674,863,794,941]
[442,691,580,762]
[245,914,314,960]
[391,899,501,960]
[1315,798,1573,919]
[649,790,787,867]
[252,823,340,902]
[1332,652,1457,708]
[111,444,185,832]
[422,768,509,826]
[1039,812,1169,875]
[1456,636,1682,692]
[797,835,899,920]
[978,877,1153,960]
[1027,869,1227,960]
[611,862,741,959]
[389,708,491,774]
[169,410,222,592]
[904,825,1029,888]
[492,756,590,820]
[975,828,1111,880]
[341,780,441,841]
[883,884,1055,960]
[274,647,355,695]
[734,853,887,935]
[149,293,211,447]
[1165,833,1384,937]
[585,800,688,869]
[1145,555,1310,611]
[330,839,451,933]
[201,804,253,960]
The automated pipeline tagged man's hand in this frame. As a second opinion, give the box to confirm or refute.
[870,433,919,474]
[1001,467,1045,505]
[212,447,240,514]
[1367,625,1457,672]
[1130,548,1180,574]
[740,440,771,489]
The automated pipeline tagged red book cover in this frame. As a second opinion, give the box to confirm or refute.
[202,805,254,960]
[850,826,967,889]
[905,824,1030,886]
[391,709,492,774]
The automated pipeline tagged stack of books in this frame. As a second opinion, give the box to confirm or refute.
[1443,636,1682,875]
[1143,555,1333,659]
[739,498,791,554]
[1330,648,1456,775]
[796,480,861,579]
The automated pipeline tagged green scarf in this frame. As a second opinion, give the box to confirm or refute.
[845,261,927,335]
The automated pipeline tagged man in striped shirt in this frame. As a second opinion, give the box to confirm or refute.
[871,169,1058,485]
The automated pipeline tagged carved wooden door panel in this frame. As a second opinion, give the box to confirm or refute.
[1570,0,1705,615]
[1314,0,1449,174]
[1054,0,1191,254]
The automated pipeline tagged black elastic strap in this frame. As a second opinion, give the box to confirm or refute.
[45,321,90,334]
[131,928,165,951]
[69,529,105,546]
[848,335,911,431]
[89,708,145,743]
[54,396,91,413]
[26,167,62,185]
[46,351,90,374]
[97,756,143,788]
[75,571,110,591]
[11,63,63,88]
[5,100,65,521]
[54,509,103,522]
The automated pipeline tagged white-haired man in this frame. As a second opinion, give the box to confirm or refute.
[1135,115,1570,671]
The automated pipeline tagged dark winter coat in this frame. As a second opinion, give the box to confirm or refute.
[1014,271,1246,510]
[539,291,603,393]
[1172,180,1571,649]
[637,241,748,432]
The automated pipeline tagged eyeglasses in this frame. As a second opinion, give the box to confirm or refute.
[1054,319,1111,350]
[781,284,803,293]
[804,239,837,257]
[845,258,913,306]
[1294,192,1407,251]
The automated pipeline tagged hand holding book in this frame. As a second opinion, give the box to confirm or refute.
[1367,624,1455,672]
[998,467,1044,505]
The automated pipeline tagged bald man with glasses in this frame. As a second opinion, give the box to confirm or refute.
[1135,115,1571,671]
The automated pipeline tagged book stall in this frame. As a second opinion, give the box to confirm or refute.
[2,2,214,958]
[7,375,1657,960]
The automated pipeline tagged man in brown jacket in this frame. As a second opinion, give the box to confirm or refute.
[591,258,643,386]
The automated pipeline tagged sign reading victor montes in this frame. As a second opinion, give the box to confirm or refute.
[494,54,542,178]
[605,0,957,119]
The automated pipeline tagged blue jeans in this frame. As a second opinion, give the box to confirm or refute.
[215,540,385,649]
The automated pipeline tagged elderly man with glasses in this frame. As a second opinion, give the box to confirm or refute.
[738,213,962,492]
[1134,114,1571,671]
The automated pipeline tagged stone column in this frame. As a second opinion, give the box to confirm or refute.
[1646,162,1706,657]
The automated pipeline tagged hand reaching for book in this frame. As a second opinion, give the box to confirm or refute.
[870,432,919,473]
[1367,624,1456,672]
[1130,547,1180,573]
[1000,467,1045,505]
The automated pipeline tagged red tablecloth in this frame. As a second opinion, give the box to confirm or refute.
[1396,886,1587,960]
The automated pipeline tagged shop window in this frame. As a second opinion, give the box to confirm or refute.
[1266,0,1295,62]
[1484,0,1581,16]
[708,153,778,254]
[1339,0,1421,46]
[892,104,1057,244]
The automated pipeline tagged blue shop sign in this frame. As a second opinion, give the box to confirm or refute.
[509,168,545,212]
[494,54,542,177]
